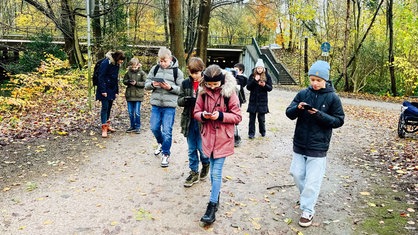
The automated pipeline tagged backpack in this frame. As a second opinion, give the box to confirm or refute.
[201,93,231,112]
[92,58,106,86]
[153,64,178,83]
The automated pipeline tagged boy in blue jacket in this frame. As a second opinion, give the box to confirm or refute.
[285,60,345,227]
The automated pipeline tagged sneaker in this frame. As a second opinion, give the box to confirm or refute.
[261,133,266,137]
[161,154,170,167]
[249,135,255,139]
[184,171,199,187]
[134,128,141,134]
[154,143,162,155]
[298,211,313,227]
[126,127,135,133]
[200,164,210,180]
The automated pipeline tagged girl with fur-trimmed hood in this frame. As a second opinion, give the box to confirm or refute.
[96,50,125,138]
[193,64,242,225]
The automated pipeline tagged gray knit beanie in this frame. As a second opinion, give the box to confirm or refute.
[308,60,330,81]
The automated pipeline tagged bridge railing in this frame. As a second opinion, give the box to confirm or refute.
[1,26,252,47]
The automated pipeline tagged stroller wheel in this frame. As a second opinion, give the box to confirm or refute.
[397,113,406,138]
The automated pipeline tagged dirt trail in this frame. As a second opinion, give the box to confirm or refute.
[0,88,404,234]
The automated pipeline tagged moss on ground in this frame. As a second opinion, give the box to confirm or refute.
[356,181,417,234]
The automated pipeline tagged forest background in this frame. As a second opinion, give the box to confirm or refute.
[0,0,417,233]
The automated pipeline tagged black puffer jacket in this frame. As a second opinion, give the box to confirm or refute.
[285,82,345,157]
[246,70,273,113]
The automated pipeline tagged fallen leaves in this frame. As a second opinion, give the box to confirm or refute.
[135,208,154,221]
[25,182,37,191]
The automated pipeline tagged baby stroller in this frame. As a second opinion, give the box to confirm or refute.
[397,99,418,138]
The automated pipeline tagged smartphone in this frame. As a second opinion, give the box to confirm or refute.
[203,111,213,116]
[303,104,313,110]
[152,77,165,83]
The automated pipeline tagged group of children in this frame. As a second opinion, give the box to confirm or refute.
[95,48,345,228]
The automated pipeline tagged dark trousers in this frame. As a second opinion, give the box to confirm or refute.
[248,112,266,137]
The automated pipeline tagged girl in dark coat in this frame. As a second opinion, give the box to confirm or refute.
[246,59,273,138]
[95,50,125,137]
[285,60,344,227]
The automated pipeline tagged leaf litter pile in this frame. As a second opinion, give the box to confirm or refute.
[345,104,417,190]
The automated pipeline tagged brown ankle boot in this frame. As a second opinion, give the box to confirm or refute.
[106,120,116,132]
[101,124,108,138]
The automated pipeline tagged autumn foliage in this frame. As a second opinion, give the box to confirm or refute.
[0,55,92,145]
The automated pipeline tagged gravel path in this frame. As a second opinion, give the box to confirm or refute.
[0,88,405,234]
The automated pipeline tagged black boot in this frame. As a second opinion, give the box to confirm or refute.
[200,202,218,224]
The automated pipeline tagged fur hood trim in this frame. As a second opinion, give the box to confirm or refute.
[105,51,115,64]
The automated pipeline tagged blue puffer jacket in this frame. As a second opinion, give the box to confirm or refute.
[285,82,345,156]
[96,52,121,101]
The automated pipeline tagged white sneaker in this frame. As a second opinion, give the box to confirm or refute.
[154,143,162,155]
[161,154,170,167]
[298,211,313,227]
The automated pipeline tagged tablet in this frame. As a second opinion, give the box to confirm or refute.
[152,77,165,83]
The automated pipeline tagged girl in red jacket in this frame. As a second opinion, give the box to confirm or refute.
[193,64,242,224]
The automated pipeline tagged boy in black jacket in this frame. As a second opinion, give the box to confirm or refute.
[285,60,345,227]
[178,57,209,187]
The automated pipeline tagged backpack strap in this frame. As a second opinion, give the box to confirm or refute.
[153,64,178,84]
[153,64,160,77]
[224,96,230,112]
[201,94,230,112]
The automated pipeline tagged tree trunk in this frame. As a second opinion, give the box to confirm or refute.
[185,0,198,60]
[196,0,211,64]
[163,0,169,44]
[169,0,185,69]
[92,0,103,59]
[61,0,84,67]
[343,0,350,91]
[23,0,84,68]
[387,0,396,96]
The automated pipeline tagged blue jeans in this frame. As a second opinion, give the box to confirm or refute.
[209,157,226,203]
[100,99,114,124]
[187,119,209,172]
[127,101,141,129]
[150,106,176,155]
[289,152,327,215]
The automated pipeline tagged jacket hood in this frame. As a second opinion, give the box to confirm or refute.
[105,51,115,64]
[199,70,237,98]
[157,56,179,69]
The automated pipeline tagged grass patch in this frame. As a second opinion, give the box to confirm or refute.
[356,183,416,234]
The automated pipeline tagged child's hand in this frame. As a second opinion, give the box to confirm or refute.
[210,111,219,120]
[152,81,161,87]
[160,82,172,91]
[203,111,213,119]
[298,102,308,109]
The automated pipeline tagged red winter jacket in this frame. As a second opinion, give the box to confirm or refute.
[193,71,242,159]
